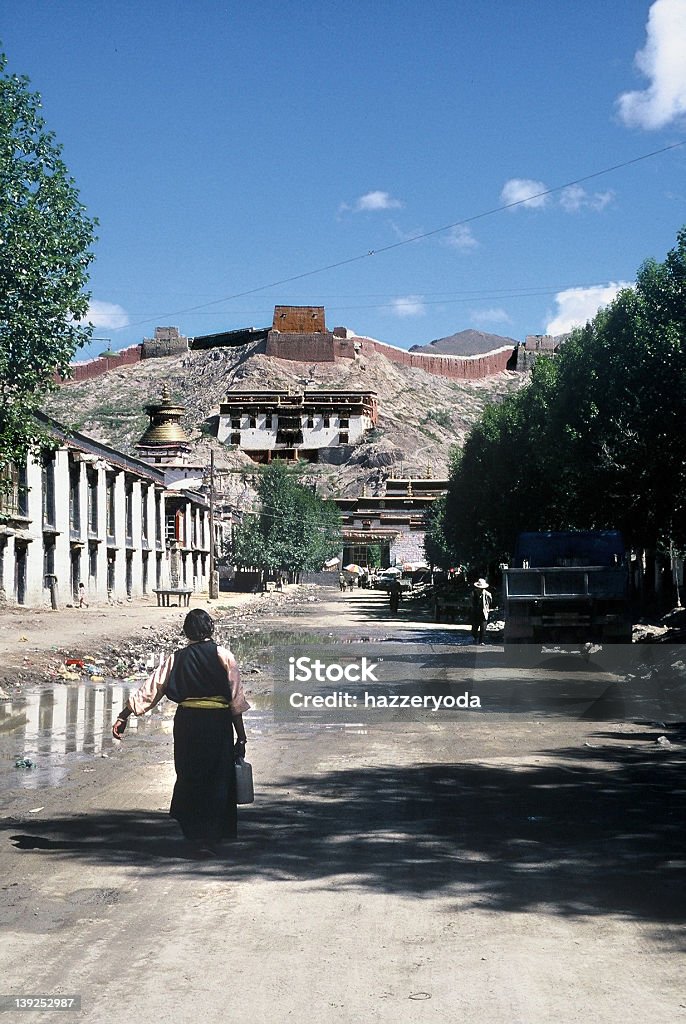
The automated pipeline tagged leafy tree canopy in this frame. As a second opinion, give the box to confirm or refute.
[443,226,686,564]
[0,52,97,467]
[232,461,342,574]
[423,495,455,569]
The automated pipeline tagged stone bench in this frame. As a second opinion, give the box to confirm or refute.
[153,588,192,608]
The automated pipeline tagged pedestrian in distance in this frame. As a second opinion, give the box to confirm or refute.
[388,577,402,615]
[339,572,346,592]
[112,608,250,858]
[471,578,492,644]
[77,582,88,608]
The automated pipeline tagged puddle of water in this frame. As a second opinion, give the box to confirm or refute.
[0,681,171,792]
[227,629,337,659]
[0,632,337,785]
[0,630,499,795]
[0,676,367,795]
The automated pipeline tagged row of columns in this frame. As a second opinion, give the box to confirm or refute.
[0,448,212,608]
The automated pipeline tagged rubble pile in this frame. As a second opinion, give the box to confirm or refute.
[633,607,686,644]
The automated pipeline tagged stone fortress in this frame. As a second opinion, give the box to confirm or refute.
[65,304,532,385]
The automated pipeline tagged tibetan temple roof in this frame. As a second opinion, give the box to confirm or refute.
[137,385,190,447]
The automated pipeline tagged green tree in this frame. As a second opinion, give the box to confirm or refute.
[543,232,686,552]
[423,495,455,569]
[441,226,686,569]
[0,53,97,468]
[232,461,342,575]
[366,543,383,568]
[444,355,561,564]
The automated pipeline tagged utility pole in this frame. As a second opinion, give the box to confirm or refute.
[209,449,219,600]
[670,536,682,609]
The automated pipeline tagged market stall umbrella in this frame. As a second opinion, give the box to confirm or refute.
[343,564,364,575]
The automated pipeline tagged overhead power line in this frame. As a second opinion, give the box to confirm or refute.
[121,285,617,318]
[114,140,686,333]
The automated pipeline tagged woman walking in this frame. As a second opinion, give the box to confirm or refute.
[112,608,250,857]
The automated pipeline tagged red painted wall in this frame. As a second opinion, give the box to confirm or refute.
[266,332,338,362]
[57,345,143,384]
[265,332,515,379]
[354,338,516,379]
[57,333,516,387]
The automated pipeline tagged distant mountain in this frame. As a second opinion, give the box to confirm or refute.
[409,329,519,356]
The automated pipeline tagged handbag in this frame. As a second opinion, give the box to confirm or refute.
[235,757,254,804]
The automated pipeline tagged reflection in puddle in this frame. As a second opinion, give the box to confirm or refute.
[0,682,172,791]
[0,680,368,794]
[0,632,322,794]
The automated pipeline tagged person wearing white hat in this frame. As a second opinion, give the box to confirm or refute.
[470,578,492,644]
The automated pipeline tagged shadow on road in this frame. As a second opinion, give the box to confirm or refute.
[325,589,440,625]
[4,724,685,941]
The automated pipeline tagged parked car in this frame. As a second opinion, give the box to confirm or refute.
[373,570,403,591]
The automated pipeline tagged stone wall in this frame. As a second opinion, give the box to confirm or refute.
[60,324,518,388]
[356,339,517,379]
[60,326,189,386]
[264,330,516,379]
[64,345,143,383]
[390,529,426,566]
[141,326,189,358]
[266,331,338,362]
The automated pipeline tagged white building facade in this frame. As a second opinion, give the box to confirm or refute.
[217,390,378,463]
[0,415,212,608]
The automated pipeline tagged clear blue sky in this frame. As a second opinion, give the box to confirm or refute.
[4,1,686,359]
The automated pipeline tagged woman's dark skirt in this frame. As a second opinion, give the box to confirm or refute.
[170,706,237,843]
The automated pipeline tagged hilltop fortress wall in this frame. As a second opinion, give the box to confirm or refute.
[59,308,518,385]
[264,330,516,378]
[352,337,516,379]
[64,344,144,382]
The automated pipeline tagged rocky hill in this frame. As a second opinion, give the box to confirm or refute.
[409,328,519,356]
[48,342,524,498]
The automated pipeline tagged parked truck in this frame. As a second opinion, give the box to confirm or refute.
[503,530,632,645]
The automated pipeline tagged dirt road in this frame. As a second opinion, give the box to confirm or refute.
[1,587,684,1023]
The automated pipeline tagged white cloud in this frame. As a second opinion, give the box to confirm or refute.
[471,308,512,327]
[559,185,615,213]
[391,295,425,317]
[545,282,632,335]
[617,0,686,129]
[389,220,425,243]
[86,300,129,330]
[443,225,479,250]
[499,178,614,215]
[500,178,550,210]
[340,190,404,214]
